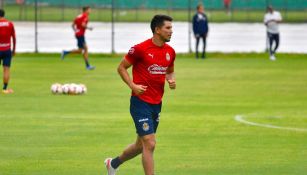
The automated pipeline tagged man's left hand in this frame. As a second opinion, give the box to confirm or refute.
[167,79,176,90]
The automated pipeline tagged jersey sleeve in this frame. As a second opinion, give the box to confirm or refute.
[73,17,78,24]
[11,22,16,38]
[82,16,88,25]
[125,45,142,65]
[263,14,268,23]
[10,22,16,50]
[276,12,282,21]
[169,48,176,67]
[192,14,197,34]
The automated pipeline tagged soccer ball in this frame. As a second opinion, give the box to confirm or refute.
[75,85,83,94]
[57,85,63,94]
[68,83,78,94]
[62,84,70,94]
[79,84,87,94]
[51,83,62,94]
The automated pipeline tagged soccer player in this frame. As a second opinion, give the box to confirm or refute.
[223,0,232,15]
[0,9,16,94]
[192,4,209,59]
[264,6,282,61]
[104,15,176,175]
[61,6,95,70]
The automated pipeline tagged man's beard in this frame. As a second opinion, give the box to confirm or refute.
[164,37,171,42]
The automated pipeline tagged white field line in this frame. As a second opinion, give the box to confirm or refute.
[235,115,307,132]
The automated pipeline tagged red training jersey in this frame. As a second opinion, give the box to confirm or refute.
[224,0,231,5]
[125,38,176,104]
[73,13,88,37]
[0,18,16,51]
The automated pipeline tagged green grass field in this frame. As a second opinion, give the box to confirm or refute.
[0,53,307,175]
[3,4,307,23]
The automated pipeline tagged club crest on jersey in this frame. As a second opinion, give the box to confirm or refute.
[166,52,170,61]
[142,122,150,131]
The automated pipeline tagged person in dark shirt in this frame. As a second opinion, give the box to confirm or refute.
[192,4,209,59]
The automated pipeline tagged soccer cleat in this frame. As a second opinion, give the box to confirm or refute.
[104,158,117,175]
[2,89,14,94]
[61,51,67,60]
[270,55,276,61]
[86,65,95,70]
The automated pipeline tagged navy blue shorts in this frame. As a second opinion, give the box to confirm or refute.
[76,36,86,49]
[0,50,12,67]
[130,96,162,136]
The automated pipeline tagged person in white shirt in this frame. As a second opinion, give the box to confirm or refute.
[264,6,282,61]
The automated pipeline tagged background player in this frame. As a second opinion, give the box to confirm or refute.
[104,15,176,175]
[192,4,209,59]
[264,6,282,61]
[0,9,16,94]
[223,0,232,15]
[61,6,95,70]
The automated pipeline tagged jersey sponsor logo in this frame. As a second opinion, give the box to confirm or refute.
[0,22,9,27]
[128,47,135,54]
[0,43,10,47]
[142,122,150,131]
[148,53,154,58]
[166,52,170,61]
[148,64,168,75]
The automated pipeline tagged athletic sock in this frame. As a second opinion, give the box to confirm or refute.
[64,51,70,55]
[3,83,8,90]
[85,60,90,67]
[111,156,122,169]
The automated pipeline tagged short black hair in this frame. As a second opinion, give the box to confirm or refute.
[150,14,173,34]
[82,6,90,12]
[0,9,5,17]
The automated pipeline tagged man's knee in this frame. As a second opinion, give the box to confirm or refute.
[3,66,10,73]
[142,136,156,151]
[75,48,83,53]
[135,140,143,151]
[83,44,88,51]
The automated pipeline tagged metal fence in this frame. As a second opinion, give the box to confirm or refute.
[0,0,306,53]
[1,0,307,22]
[4,0,307,10]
